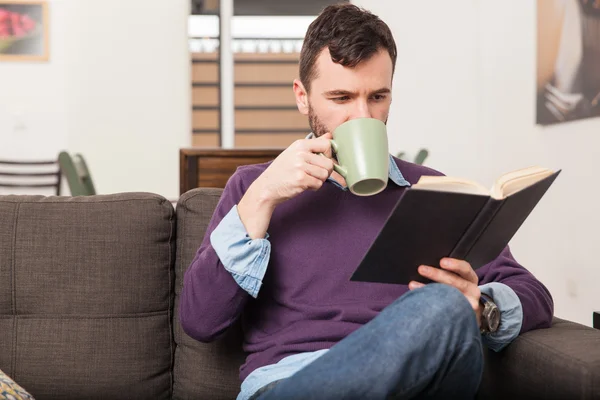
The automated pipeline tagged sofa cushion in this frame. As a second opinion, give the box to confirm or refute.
[0,194,175,400]
[173,188,245,400]
[478,317,600,399]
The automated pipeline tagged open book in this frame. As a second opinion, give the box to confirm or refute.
[351,166,560,285]
[412,166,556,200]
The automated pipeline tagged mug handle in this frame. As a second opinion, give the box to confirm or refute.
[319,139,347,178]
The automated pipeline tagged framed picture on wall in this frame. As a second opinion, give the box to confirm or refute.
[0,0,49,62]
[537,0,600,125]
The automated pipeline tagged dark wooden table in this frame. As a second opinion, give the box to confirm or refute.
[180,148,284,195]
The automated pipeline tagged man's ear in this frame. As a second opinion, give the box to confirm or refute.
[293,79,309,115]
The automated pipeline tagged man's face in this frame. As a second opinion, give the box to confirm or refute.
[294,47,393,137]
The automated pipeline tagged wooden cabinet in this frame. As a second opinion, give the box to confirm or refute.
[180,148,283,194]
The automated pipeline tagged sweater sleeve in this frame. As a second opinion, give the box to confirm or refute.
[179,168,267,342]
[477,246,554,334]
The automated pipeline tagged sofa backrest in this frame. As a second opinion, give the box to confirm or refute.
[173,188,245,400]
[0,194,175,399]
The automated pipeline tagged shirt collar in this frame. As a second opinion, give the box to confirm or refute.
[305,132,410,188]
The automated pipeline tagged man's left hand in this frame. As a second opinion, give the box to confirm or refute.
[408,258,482,327]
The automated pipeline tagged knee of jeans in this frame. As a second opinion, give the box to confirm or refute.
[417,283,478,332]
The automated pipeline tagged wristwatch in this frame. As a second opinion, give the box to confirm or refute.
[479,293,500,334]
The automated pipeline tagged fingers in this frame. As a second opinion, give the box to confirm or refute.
[439,258,478,285]
[417,265,480,303]
[413,261,481,323]
[291,168,324,192]
[319,132,334,158]
[304,163,330,182]
[303,174,325,191]
[304,133,334,156]
[417,265,464,291]
[418,265,470,292]
[408,281,425,290]
[289,137,335,182]
[305,152,334,175]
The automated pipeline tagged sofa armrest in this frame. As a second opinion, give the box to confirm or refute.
[478,317,600,399]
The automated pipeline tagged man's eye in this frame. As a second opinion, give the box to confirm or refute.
[332,96,350,102]
[372,94,387,101]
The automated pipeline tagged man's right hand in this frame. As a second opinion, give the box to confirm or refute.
[256,133,335,205]
[237,133,335,239]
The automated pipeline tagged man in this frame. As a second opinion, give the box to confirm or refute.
[180,4,554,399]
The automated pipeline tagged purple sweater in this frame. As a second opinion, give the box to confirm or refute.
[179,158,554,382]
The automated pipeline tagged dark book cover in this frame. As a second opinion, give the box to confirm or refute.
[350,171,560,285]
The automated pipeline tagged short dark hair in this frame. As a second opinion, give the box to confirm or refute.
[299,3,397,93]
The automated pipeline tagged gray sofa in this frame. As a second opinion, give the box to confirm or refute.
[0,189,599,399]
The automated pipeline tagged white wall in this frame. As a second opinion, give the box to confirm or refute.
[64,0,190,198]
[0,1,68,161]
[0,0,191,199]
[354,0,599,326]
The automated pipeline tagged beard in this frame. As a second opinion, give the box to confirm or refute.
[308,103,329,138]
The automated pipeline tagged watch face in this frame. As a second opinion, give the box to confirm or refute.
[487,307,500,332]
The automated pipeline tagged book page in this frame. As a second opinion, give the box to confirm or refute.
[490,166,554,199]
[412,176,489,196]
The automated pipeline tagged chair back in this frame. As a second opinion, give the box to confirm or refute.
[58,152,96,196]
[0,159,61,195]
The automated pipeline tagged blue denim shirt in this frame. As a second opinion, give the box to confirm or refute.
[210,152,523,400]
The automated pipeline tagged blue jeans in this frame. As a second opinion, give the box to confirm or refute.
[255,283,484,400]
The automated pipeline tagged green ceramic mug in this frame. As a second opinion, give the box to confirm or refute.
[329,118,389,196]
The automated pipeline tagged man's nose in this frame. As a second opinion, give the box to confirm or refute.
[349,100,372,119]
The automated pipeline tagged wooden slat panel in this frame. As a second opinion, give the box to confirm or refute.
[193,109,308,130]
[193,86,296,107]
[192,133,220,147]
[191,133,305,148]
[193,110,220,130]
[204,0,218,12]
[236,64,298,83]
[235,133,304,148]
[236,86,295,106]
[192,53,299,84]
[192,63,219,82]
[236,110,307,130]
[192,52,218,62]
[193,87,219,106]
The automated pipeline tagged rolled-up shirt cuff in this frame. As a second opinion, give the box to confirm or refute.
[210,205,270,298]
[479,282,523,351]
